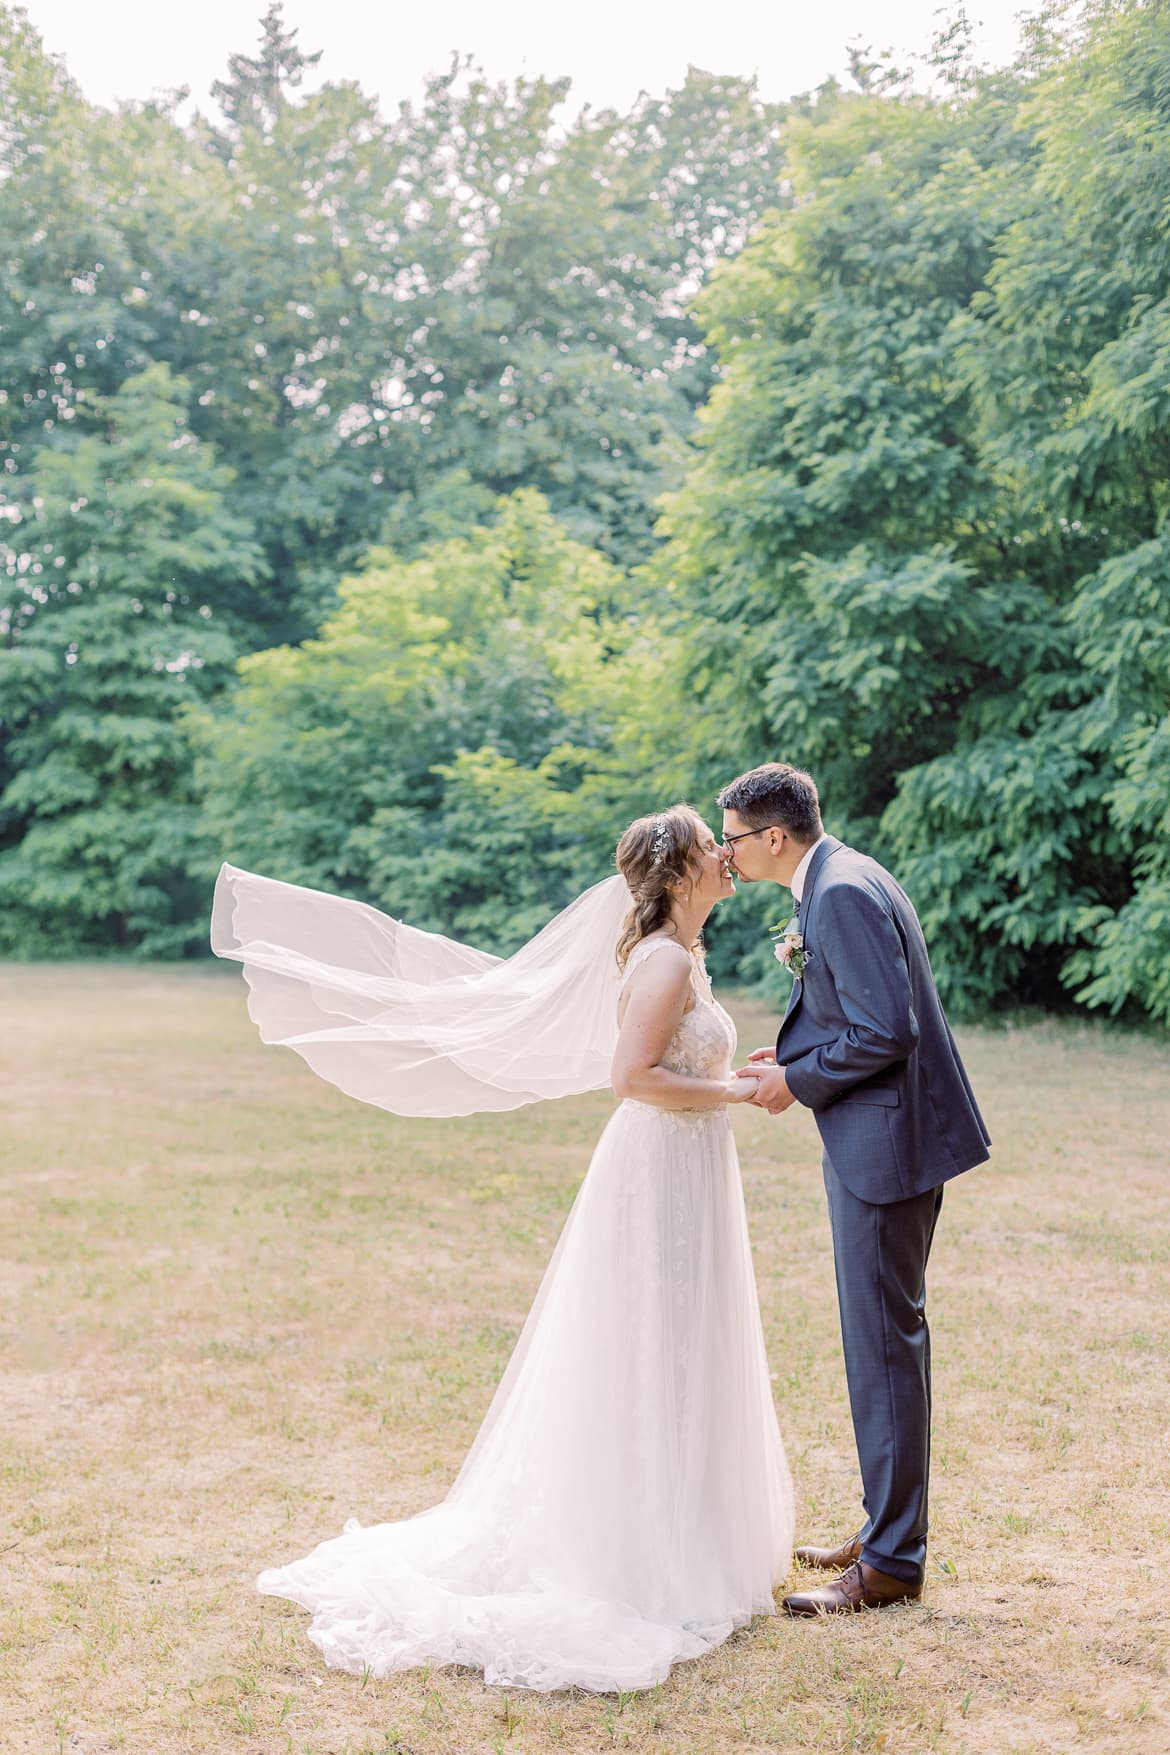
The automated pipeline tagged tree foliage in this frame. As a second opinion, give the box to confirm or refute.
[0,365,262,952]
[186,490,689,950]
[659,1,1170,1019]
[1,0,1168,1028]
[0,0,784,952]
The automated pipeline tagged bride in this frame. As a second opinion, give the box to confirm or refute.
[212,804,794,1692]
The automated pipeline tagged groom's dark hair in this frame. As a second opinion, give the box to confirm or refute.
[717,763,822,843]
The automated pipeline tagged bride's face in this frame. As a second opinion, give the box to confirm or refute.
[687,820,737,904]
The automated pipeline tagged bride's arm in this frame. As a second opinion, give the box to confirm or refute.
[611,948,757,1110]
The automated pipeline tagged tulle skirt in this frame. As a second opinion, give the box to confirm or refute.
[258,1100,794,1692]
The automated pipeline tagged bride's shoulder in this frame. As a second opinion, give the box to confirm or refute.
[621,934,693,982]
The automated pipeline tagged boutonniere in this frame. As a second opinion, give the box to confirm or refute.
[770,916,811,979]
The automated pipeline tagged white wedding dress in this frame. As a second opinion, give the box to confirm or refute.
[257,938,794,1692]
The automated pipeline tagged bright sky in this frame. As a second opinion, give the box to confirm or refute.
[20,0,1037,117]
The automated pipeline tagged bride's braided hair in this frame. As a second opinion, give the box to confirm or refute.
[614,804,706,971]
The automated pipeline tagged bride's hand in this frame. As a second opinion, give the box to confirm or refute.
[745,1046,777,1065]
[723,1074,761,1105]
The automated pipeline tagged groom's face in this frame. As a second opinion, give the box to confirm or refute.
[721,809,780,884]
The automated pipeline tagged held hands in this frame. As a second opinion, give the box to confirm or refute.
[723,1074,761,1105]
[735,1047,797,1116]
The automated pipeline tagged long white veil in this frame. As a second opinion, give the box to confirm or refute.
[210,864,633,1117]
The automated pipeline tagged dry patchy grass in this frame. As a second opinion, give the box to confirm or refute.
[1,964,1168,1755]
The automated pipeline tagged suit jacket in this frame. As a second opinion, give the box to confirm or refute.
[776,837,990,1204]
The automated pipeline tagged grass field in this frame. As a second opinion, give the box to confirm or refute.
[1,963,1168,1755]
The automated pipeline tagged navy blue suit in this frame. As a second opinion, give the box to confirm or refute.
[776,837,989,1582]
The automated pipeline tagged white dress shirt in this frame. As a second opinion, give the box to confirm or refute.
[789,833,829,906]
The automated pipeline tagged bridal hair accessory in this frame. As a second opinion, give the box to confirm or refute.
[650,814,670,868]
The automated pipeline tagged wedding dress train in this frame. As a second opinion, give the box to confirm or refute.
[257,938,794,1691]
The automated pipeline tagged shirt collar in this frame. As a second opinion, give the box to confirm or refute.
[790,833,829,905]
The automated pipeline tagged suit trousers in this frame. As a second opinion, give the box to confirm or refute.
[822,1151,944,1585]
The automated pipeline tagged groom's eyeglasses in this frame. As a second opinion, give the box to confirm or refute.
[721,826,782,849]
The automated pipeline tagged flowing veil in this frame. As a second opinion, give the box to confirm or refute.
[210,864,633,1117]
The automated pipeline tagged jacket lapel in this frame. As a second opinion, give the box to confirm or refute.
[798,834,841,920]
[778,836,843,1035]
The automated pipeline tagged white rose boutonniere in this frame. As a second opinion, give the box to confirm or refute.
[770,916,811,980]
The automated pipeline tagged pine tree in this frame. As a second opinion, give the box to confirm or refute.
[210,3,322,138]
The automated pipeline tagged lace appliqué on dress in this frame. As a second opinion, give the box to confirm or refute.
[619,938,737,1128]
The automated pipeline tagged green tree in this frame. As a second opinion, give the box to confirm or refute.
[0,364,263,952]
[2,4,791,633]
[0,10,154,472]
[0,1,792,955]
[655,70,1042,989]
[210,1,322,138]
[947,0,1170,1020]
[356,60,789,569]
[661,2,1170,1020]
[189,491,689,950]
[659,79,1011,790]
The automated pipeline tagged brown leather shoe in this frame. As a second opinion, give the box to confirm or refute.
[783,1560,923,1617]
[794,1534,864,1571]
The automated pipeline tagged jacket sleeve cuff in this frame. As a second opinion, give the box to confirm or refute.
[783,1053,819,1109]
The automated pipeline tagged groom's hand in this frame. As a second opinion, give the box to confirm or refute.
[745,1046,778,1065]
[735,1062,795,1115]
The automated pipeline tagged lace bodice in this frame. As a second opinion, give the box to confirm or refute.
[619,938,737,1082]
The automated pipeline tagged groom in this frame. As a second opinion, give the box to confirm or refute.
[718,763,990,1615]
